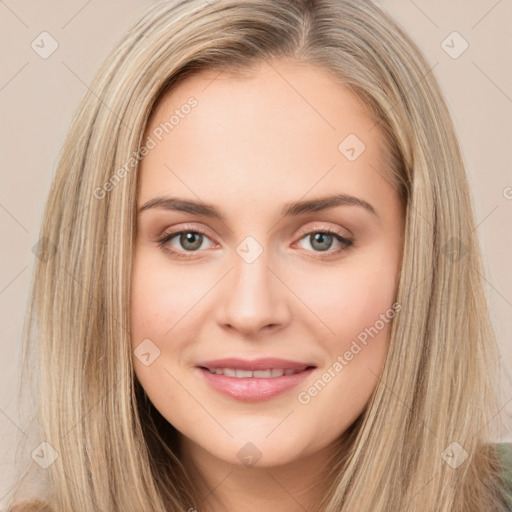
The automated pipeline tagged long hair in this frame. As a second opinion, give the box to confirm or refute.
[9,0,508,510]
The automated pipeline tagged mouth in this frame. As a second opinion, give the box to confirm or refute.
[202,367,310,378]
[195,357,316,401]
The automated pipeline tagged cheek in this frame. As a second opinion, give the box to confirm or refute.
[291,247,399,401]
[130,255,189,417]
[130,250,181,389]
[129,234,402,459]
[130,248,203,343]
[129,248,219,402]
[294,250,399,344]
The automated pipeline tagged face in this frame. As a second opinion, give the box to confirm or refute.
[131,58,404,469]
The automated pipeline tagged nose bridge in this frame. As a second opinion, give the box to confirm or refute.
[218,242,289,333]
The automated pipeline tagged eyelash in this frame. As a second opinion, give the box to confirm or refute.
[156,225,354,260]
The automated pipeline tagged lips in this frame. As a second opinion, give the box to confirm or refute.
[195,357,316,401]
[204,367,304,378]
[197,357,315,371]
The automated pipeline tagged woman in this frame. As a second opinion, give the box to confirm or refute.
[9,0,512,510]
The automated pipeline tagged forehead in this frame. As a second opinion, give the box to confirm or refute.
[138,59,392,213]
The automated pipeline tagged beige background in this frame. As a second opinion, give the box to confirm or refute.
[1,0,511,503]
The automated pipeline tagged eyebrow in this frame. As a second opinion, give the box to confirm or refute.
[138,193,379,220]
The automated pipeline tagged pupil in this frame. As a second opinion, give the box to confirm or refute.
[311,233,332,252]
[181,232,202,250]
[178,232,334,252]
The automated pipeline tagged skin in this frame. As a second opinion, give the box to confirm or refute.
[131,58,405,511]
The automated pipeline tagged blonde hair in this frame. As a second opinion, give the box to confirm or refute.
[9,0,509,510]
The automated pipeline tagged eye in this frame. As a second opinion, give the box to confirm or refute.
[295,228,354,257]
[156,226,354,259]
[157,228,215,258]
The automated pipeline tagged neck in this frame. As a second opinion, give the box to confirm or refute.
[180,437,338,512]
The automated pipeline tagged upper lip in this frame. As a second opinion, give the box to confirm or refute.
[197,357,316,371]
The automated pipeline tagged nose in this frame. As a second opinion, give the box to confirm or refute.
[216,250,291,337]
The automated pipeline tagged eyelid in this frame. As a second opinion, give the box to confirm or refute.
[291,225,354,255]
[295,223,352,239]
[157,222,353,258]
[157,223,218,251]
[158,222,350,243]
[159,223,217,241]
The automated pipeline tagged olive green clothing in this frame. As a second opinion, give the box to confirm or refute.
[496,442,512,511]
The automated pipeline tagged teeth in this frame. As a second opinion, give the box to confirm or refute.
[235,369,253,378]
[253,369,272,378]
[207,367,305,378]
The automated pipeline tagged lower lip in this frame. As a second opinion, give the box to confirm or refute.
[196,367,315,401]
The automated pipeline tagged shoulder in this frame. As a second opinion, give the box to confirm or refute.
[8,501,52,512]
[494,442,512,511]
[495,442,512,477]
